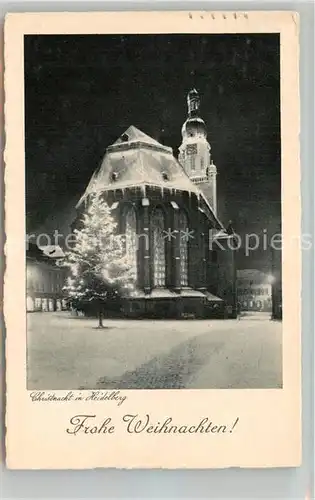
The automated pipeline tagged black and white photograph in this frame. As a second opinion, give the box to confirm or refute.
[25,33,283,391]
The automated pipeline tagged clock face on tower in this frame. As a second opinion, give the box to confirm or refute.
[186,144,197,155]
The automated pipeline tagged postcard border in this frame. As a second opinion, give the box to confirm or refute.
[4,11,302,470]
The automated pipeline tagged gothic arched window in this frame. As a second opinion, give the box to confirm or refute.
[179,210,189,286]
[125,206,138,280]
[152,207,166,287]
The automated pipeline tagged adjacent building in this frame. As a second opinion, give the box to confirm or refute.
[26,243,67,312]
[72,89,237,319]
[236,269,273,312]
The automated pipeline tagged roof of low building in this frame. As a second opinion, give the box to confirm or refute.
[39,245,65,258]
[26,242,61,266]
[27,242,47,260]
[128,288,223,300]
[236,269,270,281]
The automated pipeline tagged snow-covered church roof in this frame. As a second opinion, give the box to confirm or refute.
[110,125,172,153]
[76,126,225,230]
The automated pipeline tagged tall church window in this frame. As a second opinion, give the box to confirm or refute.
[152,207,166,287]
[179,210,189,286]
[125,206,138,280]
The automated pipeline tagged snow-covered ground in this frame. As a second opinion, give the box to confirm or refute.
[27,312,282,390]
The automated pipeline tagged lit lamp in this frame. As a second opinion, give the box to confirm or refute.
[266,274,275,284]
[269,273,278,320]
[26,264,35,311]
[26,264,33,280]
[26,263,39,290]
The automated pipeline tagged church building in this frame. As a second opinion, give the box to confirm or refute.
[73,90,237,319]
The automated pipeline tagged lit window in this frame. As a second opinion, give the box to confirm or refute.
[179,211,189,286]
[125,206,138,280]
[35,298,42,310]
[152,207,166,287]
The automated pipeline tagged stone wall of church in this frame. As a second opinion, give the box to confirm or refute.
[72,186,236,318]
[76,186,215,293]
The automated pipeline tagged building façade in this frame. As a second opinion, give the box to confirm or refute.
[236,269,273,313]
[72,90,237,319]
[26,243,68,312]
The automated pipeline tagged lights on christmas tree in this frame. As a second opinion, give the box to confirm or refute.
[61,193,136,318]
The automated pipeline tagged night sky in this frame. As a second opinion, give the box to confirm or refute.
[25,34,281,269]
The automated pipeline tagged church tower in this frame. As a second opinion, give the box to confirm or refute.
[178,89,218,216]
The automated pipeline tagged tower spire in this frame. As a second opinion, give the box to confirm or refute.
[179,90,218,216]
[187,88,200,118]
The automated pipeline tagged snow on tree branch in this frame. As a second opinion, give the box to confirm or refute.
[61,193,136,308]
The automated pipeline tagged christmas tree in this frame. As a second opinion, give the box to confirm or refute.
[62,193,136,327]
